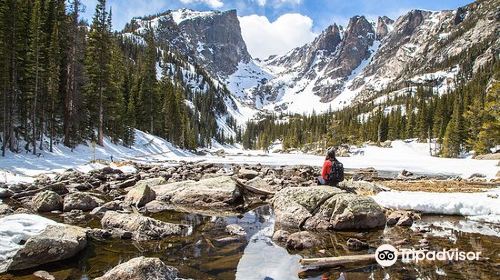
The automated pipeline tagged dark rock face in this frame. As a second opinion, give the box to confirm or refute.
[131,9,251,78]
[177,9,251,76]
[375,16,394,40]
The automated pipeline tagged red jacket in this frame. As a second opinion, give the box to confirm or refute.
[321,160,332,180]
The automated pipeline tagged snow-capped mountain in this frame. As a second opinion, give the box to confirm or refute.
[122,0,498,118]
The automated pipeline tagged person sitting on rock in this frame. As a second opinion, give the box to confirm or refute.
[317,148,344,186]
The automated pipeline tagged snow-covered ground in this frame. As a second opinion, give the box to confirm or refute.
[0,131,497,184]
[373,188,500,224]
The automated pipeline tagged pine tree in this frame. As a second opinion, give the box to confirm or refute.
[27,0,45,155]
[475,80,500,154]
[442,93,464,157]
[85,0,111,146]
[47,13,60,152]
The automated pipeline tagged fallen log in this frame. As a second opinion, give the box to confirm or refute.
[233,178,275,196]
[300,254,376,268]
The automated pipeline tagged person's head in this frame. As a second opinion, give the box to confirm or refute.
[326,147,336,160]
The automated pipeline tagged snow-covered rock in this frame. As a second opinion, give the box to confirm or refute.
[0,214,87,273]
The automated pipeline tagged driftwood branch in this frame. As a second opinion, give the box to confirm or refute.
[300,254,376,268]
[233,178,275,196]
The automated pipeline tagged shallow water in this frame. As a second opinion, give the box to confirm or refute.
[1,206,499,280]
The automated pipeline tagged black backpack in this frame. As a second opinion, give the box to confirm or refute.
[328,160,344,185]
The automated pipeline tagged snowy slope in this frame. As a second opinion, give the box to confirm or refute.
[2,132,497,185]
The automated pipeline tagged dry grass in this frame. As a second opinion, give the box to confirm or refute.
[379,180,499,193]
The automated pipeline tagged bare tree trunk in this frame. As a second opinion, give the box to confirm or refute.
[32,46,40,155]
[98,86,104,146]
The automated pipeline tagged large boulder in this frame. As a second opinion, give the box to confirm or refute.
[31,190,63,212]
[152,176,243,209]
[0,214,87,273]
[94,257,179,280]
[271,186,342,229]
[124,185,156,207]
[63,192,100,212]
[101,211,188,241]
[272,186,386,230]
[303,193,386,230]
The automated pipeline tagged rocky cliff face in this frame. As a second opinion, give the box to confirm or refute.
[127,9,251,77]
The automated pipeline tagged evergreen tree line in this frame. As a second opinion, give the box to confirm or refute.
[243,59,499,158]
[0,0,234,156]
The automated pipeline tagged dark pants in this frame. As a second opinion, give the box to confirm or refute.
[317,176,337,186]
[317,176,327,185]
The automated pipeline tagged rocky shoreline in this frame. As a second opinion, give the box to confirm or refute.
[0,161,496,279]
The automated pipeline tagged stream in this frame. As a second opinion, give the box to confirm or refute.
[1,204,499,280]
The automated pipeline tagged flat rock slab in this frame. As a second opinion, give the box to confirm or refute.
[152,176,243,209]
[101,211,189,241]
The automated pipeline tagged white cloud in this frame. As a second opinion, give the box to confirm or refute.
[179,0,224,9]
[253,0,302,7]
[239,13,317,59]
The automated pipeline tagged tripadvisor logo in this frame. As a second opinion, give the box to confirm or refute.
[375,244,482,267]
[375,244,398,267]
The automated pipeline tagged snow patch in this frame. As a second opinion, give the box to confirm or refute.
[373,188,500,221]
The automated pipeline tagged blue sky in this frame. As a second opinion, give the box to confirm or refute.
[81,0,474,58]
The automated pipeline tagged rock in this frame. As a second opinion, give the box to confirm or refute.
[387,210,414,227]
[153,176,244,209]
[399,169,414,177]
[101,211,188,241]
[286,231,320,250]
[272,186,386,230]
[338,180,389,195]
[352,168,378,181]
[336,145,351,157]
[5,224,87,272]
[346,238,369,251]
[303,193,387,230]
[94,257,179,280]
[474,153,500,160]
[468,173,486,179]
[238,168,259,180]
[31,190,63,212]
[0,188,13,199]
[246,176,281,193]
[0,204,13,216]
[272,230,290,242]
[225,224,246,236]
[124,185,156,207]
[87,228,112,240]
[90,200,122,216]
[61,209,86,224]
[33,270,55,280]
[63,192,100,212]
[380,140,392,148]
[134,177,167,189]
[396,215,413,227]
[272,186,341,229]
